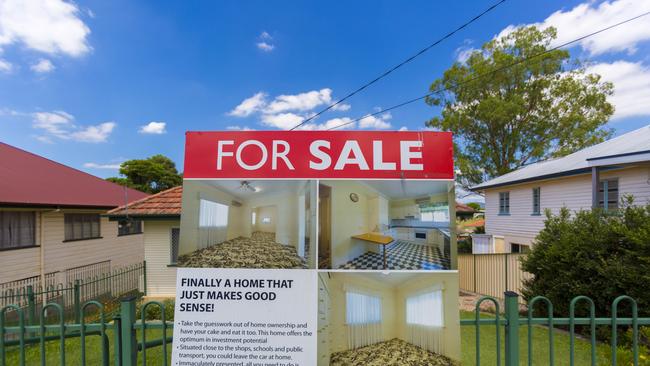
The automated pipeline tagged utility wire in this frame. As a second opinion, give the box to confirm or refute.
[288,0,507,131]
[327,10,650,131]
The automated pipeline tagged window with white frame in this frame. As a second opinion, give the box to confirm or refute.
[419,203,449,222]
[532,187,541,215]
[346,292,382,325]
[199,199,229,227]
[598,179,619,211]
[406,289,444,327]
[499,192,510,215]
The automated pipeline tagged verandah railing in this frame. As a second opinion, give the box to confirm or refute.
[0,296,172,366]
[462,292,650,366]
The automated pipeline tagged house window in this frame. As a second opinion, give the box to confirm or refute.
[252,212,256,225]
[64,213,101,241]
[0,211,36,250]
[262,217,271,224]
[598,179,619,211]
[118,219,142,236]
[511,243,530,254]
[346,292,382,325]
[532,187,541,215]
[199,199,229,227]
[499,192,510,215]
[406,289,444,327]
[170,228,180,264]
[419,203,449,222]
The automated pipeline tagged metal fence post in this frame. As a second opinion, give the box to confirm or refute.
[504,291,520,366]
[120,296,138,366]
[26,285,36,326]
[74,280,81,324]
[142,261,147,296]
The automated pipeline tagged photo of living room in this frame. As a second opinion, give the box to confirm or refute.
[178,179,317,269]
[317,271,460,366]
[318,179,456,270]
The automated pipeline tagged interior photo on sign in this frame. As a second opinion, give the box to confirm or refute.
[318,179,456,270]
[317,271,460,366]
[178,179,317,269]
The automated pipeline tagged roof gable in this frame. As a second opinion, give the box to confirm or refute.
[107,186,182,217]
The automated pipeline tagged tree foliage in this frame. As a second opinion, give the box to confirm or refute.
[466,202,482,211]
[521,198,650,324]
[426,26,614,189]
[107,155,182,194]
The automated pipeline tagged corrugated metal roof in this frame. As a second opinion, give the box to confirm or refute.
[0,142,149,207]
[472,124,650,190]
[107,186,182,217]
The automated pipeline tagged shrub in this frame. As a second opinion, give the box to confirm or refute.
[136,299,175,321]
[457,238,472,253]
[521,199,650,332]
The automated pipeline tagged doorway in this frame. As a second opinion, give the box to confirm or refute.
[318,184,331,268]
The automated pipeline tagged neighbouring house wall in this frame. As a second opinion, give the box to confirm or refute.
[325,180,377,268]
[143,220,179,298]
[327,273,398,354]
[179,180,243,255]
[255,205,277,233]
[0,208,145,284]
[484,165,650,247]
[395,272,461,361]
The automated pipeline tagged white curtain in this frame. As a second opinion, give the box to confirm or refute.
[198,199,229,248]
[346,291,383,349]
[406,289,444,354]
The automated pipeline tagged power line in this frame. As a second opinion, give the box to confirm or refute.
[288,0,507,131]
[327,10,650,131]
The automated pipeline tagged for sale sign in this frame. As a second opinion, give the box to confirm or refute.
[183,131,454,180]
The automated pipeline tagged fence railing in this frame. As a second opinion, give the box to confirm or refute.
[0,262,146,322]
[461,292,650,366]
[459,253,531,303]
[0,296,172,366]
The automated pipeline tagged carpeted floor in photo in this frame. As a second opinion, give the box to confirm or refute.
[178,231,307,269]
[330,338,458,366]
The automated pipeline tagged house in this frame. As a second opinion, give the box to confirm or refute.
[471,125,650,254]
[317,271,460,365]
[455,202,476,220]
[106,186,182,298]
[178,179,317,269]
[0,142,149,293]
[319,179,456,270]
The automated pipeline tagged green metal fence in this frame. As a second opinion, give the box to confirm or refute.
[461,291,650,366]
[0,296,171,366]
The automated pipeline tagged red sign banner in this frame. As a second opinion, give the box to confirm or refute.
[183,131,454,180]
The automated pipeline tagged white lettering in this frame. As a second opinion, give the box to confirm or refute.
[236,140,268,170]
[309,140,331,170]
[334,141,369,170]
[400,140,423,170]
[216,140,234,170]
[272,140,295,170]
[372,141,396,170]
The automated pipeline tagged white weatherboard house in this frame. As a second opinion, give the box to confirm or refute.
[471,125,650,254]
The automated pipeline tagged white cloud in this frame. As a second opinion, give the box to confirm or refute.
[30,58,54,73]
[297,117,356,131]
[256,31,275,52]
[265,88,334,114]
[455,47,477,63]
[358,112,392,129]
[260,112,304,129]
[0,0,91,57]
[226,125,256,131]
[398,126,408,131]
[228,92,267,117]
[331,103,351,112]
[83,162,121,169]
[586,60,650,120]
[497,0,650,56]
[139,121,166,134]
[0,58,12,72]
[32,110,115,143]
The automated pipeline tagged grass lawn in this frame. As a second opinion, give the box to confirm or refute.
[4,328,172,365]
[460,310,612,365]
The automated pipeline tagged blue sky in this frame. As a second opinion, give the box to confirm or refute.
[1,0,649,180]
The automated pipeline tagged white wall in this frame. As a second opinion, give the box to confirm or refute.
[0,208,144,284]
[255,205,277,233]
[143,220,179,298]
[246,191,299,247]
[484,165,650,247]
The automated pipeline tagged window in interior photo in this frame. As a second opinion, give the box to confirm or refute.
[64,213,100,241]
[199,199,229,227]
[406,289,443,327]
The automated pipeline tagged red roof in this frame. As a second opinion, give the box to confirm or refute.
[107,186,182,217]
[0,143,149,208]
[456,202,476,213]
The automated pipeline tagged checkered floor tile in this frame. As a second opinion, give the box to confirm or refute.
[338,240,450,270]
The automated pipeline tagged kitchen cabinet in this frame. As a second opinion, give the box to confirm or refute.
[389,204,420,219]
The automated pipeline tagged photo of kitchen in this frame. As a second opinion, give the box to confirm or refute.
[318,179,455,270]
[317,271,460,366]
[178,179,317,269]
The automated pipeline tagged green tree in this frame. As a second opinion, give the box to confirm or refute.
[466,202,481,211]
[107,155,182,194]
[426,26,614,190]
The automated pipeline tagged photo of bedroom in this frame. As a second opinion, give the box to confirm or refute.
[318,180,456,270]
[317,271,460,366]
[178,179,317,269]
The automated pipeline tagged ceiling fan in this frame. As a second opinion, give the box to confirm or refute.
[239,181,257,192]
